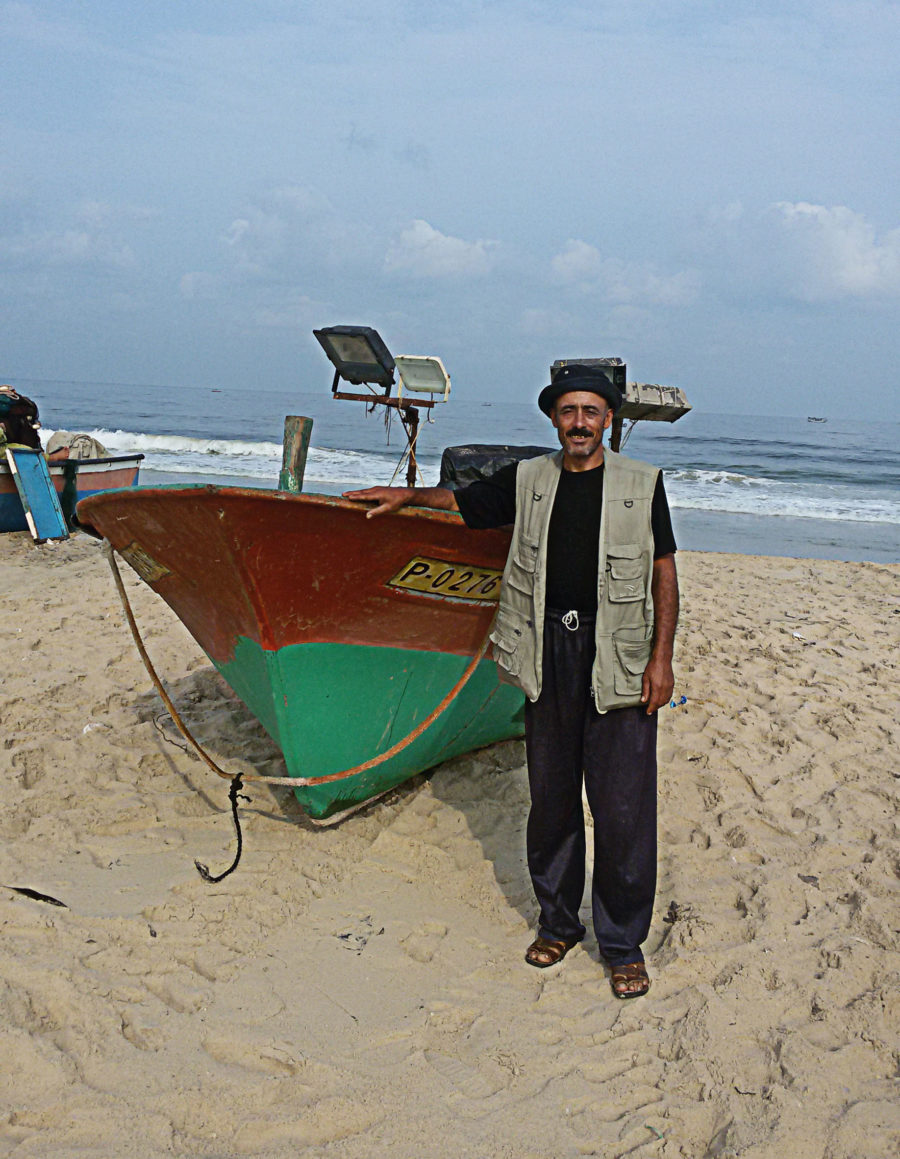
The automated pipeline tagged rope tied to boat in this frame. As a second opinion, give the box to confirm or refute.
[103,539,495,875]
[194,774,249,883]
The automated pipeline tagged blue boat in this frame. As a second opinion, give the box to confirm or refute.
[1,454,143,533]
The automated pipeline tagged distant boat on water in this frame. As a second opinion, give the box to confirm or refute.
[807,416,827,423]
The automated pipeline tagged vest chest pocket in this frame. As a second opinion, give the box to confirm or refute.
[508,535,539,595]
[606,543,645,603]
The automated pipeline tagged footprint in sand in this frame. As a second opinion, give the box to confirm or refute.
[120,1009,167,1052]
[424,1049,507,1099]
[142,974,211,1014]
[10,747,46,789]
[201,1035,303,1075]
[399,920,448,963]
[333,914,384,954]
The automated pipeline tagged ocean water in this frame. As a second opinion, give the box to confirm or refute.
[8,376,899,564]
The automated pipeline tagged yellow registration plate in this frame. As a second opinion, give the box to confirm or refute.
[389,556,503,602]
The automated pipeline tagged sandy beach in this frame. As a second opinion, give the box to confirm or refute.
[1,530,897,1158]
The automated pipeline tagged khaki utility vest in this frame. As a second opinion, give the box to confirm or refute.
[489,449,659,712]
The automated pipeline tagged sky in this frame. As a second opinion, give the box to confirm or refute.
[2,0,899,417]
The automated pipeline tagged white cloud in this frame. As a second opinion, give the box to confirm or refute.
[221,186,370,278]
[551,239,606,286]
[384,220,497,278]
[179,271,217,300]
[518,306,577,335]
[0,227,134,268]
[708,200,746,226]
[551,240,700,305]
[251,294,322,330]
[0,1,102,53]
[0,200,158,271]
[771,202,900,300]
[76,200,158,228]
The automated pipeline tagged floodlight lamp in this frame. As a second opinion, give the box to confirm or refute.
[313,325,395,389]
[394,355,451,403]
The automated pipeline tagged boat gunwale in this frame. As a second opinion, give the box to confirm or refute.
[78,482,474,527]
[0,452,144,470]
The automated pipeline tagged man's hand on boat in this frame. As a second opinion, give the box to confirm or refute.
[342,486,460,519]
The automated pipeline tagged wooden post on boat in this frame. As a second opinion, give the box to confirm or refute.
[609,415,624,453]
[403,404,419,486]
[279,416,314,493]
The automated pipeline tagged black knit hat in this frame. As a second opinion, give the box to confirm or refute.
[538,364,623,416]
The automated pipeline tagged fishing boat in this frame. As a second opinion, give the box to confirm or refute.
[77,327,691,821]
[1,452,143,534]
[78,484,522,819]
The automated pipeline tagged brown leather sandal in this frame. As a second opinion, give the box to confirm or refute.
[610,961,651,999]
[525,935,579,969]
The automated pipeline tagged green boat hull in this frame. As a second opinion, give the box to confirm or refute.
[220,638,524,817]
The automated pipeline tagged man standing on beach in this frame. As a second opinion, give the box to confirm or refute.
[344,365,678,998]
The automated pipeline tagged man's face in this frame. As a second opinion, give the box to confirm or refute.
[551,391,613,464]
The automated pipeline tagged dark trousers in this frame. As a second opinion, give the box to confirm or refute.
[524,613,657,968]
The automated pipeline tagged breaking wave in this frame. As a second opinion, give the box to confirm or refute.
[665,468,900,525]
[41,428,900,526]
[43,428,441,490]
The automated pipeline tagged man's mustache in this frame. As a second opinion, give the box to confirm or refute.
[566,427,593,439]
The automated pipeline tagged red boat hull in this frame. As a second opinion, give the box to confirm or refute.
[77,486,524,818]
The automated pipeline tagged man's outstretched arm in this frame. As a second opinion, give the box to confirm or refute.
[342,485,459,519]
[641,553,679,714]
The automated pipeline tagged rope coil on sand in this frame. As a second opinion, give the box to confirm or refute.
[103,539,495,874]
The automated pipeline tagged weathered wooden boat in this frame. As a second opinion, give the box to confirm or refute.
[1,453,143,533]
[77,484,523,819]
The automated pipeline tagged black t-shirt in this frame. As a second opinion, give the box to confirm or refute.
[454,460,676,614]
